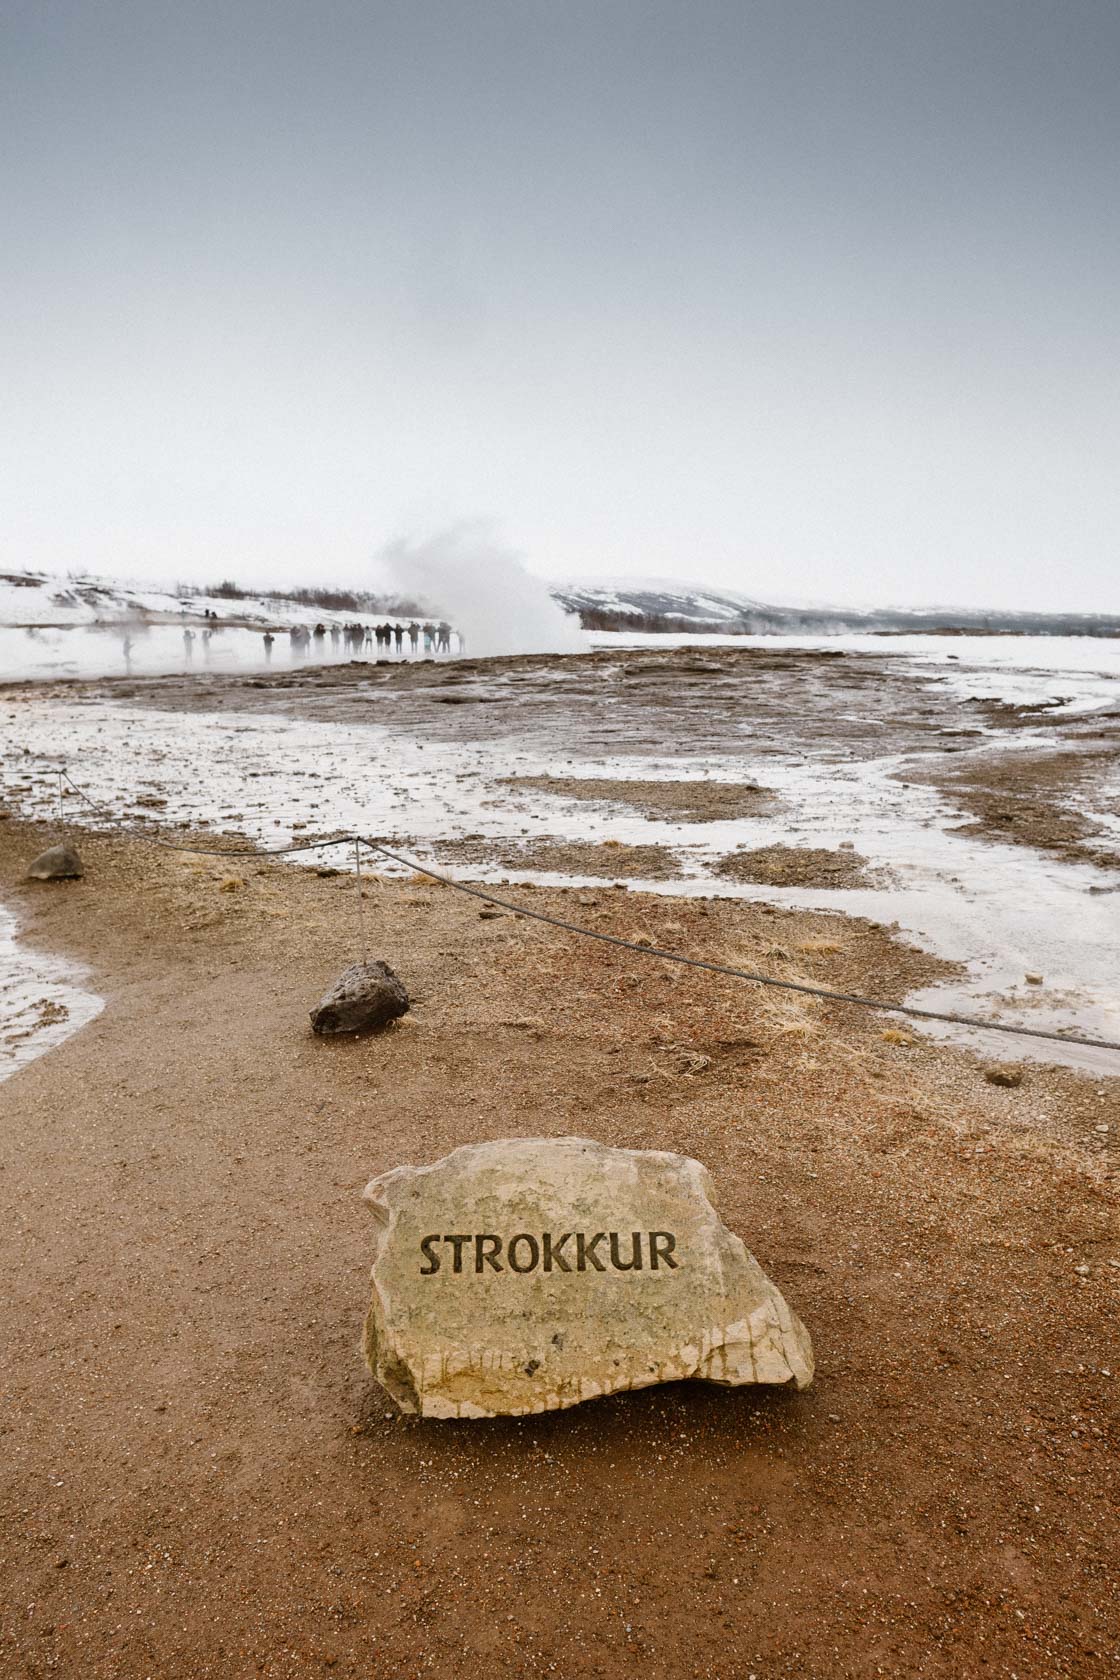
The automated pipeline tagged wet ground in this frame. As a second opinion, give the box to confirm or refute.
[1,640,1119,1075]
[1,641,1118,1679]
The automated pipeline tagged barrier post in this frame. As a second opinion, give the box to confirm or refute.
[353,837,367,962]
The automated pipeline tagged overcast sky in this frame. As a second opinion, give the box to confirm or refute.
[3,1,1118,610]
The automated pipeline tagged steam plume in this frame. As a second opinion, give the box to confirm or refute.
[379,526,585,657]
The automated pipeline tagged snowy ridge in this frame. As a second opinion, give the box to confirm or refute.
[0,569,406,630]
[551,576,769,623]
[551,576,1120,636]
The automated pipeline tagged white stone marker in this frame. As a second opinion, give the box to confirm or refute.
[362,1136,814,1418]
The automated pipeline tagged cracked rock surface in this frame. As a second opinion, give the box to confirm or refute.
[362,1136,813,1417]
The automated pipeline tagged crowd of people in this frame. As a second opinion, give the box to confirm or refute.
[180,616,458,665]
[275,619,456,658]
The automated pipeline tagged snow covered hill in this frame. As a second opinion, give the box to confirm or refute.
[2,566,1116,640]
[0,569,410,630]
[550,576,1120,637]
[551,577,772,625]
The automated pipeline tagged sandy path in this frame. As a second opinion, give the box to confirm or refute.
[0,821,1117,1679]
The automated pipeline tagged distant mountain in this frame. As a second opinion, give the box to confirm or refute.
[550,577,1120,638]
[2,566,1116,640]
[552,578,768,625]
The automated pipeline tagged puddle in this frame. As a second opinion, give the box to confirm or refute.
[0,899,103,1083]
[0,622,458,684]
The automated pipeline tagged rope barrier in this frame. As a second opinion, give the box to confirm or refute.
[358,841,1120,1055]
[46,768,1120,1057]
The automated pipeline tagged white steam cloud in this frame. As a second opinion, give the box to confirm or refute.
[379,526,586,658]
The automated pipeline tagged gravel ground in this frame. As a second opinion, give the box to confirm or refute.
[714,844,884,890]
[0,819,1117,1680]
[924,740,1120,871]
[501,778,778,823]
[406,835,685,879]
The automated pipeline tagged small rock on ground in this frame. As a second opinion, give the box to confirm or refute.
[310,960,410,1035]
[26,842,84,881]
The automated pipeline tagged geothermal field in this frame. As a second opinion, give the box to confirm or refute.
[1,619,1117,1678]
[7,1,1118,1671]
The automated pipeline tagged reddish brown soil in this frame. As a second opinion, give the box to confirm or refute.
[0,820,1117,1680]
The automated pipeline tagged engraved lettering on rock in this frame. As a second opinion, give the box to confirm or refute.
[417,1231,680,1275]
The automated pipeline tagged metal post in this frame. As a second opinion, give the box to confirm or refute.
[353,838,367,963]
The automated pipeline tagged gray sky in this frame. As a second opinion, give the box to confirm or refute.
[3,0,1118,610]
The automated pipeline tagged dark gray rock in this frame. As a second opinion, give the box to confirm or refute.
[311,960,409,1035]
[26,842,84,881]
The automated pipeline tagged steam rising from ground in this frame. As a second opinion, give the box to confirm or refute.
[379,527,586,658]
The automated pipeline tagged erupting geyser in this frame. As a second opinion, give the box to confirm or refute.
[379,526,586,658]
